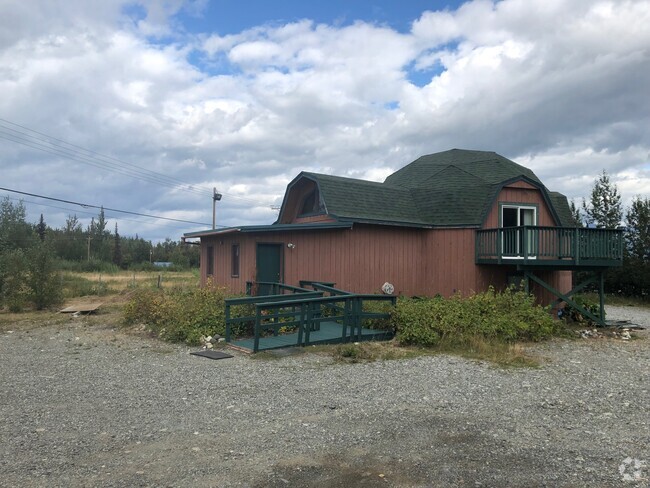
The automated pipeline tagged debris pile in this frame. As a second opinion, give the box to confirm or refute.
[613,329,632,340]
[578,328,632,340]
[579,329,603,339]
[199,334,224,349]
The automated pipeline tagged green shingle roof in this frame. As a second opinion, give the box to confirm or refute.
[281,149,573,228]
[300,172,429,226]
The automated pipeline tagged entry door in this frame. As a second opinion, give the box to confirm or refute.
[256,243,283,295]
[501,206,537,257]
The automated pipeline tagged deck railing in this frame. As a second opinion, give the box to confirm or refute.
[476,226,624,266]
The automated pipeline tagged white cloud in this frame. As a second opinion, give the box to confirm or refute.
[1,0,649,242]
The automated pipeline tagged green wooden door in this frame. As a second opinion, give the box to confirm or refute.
[256,243,282,295]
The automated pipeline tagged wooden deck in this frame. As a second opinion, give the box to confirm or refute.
[476,226,624,268]
[230,320,393,352]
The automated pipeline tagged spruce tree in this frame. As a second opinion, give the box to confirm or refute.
[625,197,650,262]
[36,214,46,241]
[582,170,622,228]
[113,223,122,267]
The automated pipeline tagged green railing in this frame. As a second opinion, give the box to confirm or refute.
[225,281,396,352]
[247,281,315,296]
[225,289,323,342]
[476,226,624,265]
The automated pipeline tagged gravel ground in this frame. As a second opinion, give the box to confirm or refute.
[1,306,649,487]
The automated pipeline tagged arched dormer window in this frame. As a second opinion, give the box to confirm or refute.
[299,188,324,216]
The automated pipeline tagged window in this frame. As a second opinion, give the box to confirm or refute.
[500,205,537,257]
[502,206,536,228]
[299,188,324,216]
[231,244,240,277]
[206,246,214,276]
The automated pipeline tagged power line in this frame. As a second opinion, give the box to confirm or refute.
[0,117,277,207]
[0,186,220,227]
[1,194,195,230]
[0,129,212,198]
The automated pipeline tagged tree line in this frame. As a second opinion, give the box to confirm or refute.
[0,197,199,310]
[571,171,649,297]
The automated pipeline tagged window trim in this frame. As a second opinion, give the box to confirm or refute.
[206,245,214,276]
[231,243,240,278]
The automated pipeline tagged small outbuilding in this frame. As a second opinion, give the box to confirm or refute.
[185,149,623,322]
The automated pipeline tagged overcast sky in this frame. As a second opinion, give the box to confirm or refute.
[1,0,649,242]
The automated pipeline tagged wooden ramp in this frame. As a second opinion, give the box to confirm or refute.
[230,321,393,352]
[224,281,396,353]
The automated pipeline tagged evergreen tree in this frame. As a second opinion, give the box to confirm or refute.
[569,200,583,227]
[582,171,622,228]
[0,197,34,252]
[36,214,46,241]
[625,196,650,262]
[113,223,122,267]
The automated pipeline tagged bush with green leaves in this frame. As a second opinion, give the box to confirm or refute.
[123,282,230,345]
[392,287,563,347]
[0,244,62,311]
[26,243,63,310]
[0,249,30,312]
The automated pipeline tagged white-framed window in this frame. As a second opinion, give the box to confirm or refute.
[501,205,536,228]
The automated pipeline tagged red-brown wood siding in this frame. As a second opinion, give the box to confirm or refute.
[200,225,571,302]
[505,181,538,190]
[202,225,426,295]
[483,186,558,228]
[200,181,571,301]
[293,215,336,224]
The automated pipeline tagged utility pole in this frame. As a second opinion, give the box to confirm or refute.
[87,235,92,261]
[212,187,222,229]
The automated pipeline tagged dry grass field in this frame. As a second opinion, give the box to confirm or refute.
[60,269,200,299]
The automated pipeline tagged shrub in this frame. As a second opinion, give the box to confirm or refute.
[0,249,30,312]
[392,287,563,347]
[123,282,230,345]
[26,243,63,310]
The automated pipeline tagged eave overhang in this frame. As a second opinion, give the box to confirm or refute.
[184,222,353,239]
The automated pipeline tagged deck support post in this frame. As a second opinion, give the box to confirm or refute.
[599,270,605,325]
[550,275,597,309]
[523,270,605,326]
[225,304,231,342]
[253,307,261,353]
[297,302,305,346]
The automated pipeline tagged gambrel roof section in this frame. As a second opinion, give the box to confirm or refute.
[276,149,575,228]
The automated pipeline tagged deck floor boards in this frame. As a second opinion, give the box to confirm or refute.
[230,320,392,352]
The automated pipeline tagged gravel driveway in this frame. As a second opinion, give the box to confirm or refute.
[1,306,649,487]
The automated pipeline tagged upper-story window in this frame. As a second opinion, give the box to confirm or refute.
[299,188,324,216]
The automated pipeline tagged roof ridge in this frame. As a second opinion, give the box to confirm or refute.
[440,163,490,184]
